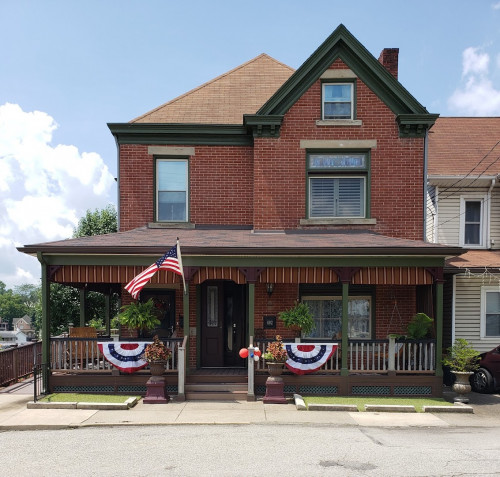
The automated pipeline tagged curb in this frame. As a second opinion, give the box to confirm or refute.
[26,397,139,410]
[364,405,415,413]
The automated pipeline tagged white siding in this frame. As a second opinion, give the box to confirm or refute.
[435,187,490,246]
[454,275,500,353]
[490,191,500,248]
[426,186,436,242]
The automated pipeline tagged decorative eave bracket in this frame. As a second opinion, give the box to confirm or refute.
[396,113,440,138]
[243,115,284,138]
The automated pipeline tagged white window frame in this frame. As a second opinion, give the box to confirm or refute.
[459,196,486,248]
[302,295,372,340]
[480,286,500,340]
[322,82,354,120]
[156,158,188,222]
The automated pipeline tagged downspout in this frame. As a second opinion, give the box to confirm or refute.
[114,137,120,231]
[423,129,429,241]
[487,177,496,249]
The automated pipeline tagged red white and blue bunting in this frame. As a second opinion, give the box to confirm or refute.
[285,343,338,375]
[98,342,151,374]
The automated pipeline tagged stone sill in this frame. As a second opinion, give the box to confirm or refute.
[316,119,363,127]
[300,218,377,226]
[148,222,195,229]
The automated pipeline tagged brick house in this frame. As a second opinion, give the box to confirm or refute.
[19,25,460,398]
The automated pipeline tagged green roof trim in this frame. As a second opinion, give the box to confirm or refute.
[257,24,438,135]
[107,123,253,146]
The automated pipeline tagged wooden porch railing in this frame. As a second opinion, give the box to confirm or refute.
[49,337,183,373]
[255,337,436,374]
[0,341,42,386]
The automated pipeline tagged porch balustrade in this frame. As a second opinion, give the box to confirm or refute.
[49,337,183,373]
[255,338,436,374]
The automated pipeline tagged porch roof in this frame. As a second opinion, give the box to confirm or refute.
[19,227,461,258]
[446,250,500,272]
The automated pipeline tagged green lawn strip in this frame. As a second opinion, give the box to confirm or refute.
[302,396,453,412]
[40,393,139,404]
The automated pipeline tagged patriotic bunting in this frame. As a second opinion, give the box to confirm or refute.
[285,343,338,375]
[98,342,151,373]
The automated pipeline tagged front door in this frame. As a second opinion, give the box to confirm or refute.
[201,281,246,367]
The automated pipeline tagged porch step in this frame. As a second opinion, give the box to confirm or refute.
[184,382,248,401]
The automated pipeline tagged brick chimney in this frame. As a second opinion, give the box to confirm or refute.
[378,48,399,79]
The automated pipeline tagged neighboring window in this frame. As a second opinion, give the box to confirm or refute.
[156,159,188,222]
[307,153,368,218]
[460,197,485,247]
[482,288,500,338]
[302,296,371,339]
[322,83,353,120]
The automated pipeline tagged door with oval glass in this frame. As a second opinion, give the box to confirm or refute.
[201,281,246,367]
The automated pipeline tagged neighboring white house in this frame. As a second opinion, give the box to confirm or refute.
[427,117,500,352]
[0,330,28,346]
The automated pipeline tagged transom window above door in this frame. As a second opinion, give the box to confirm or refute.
[307,153,369,219]
[156,158,188,222]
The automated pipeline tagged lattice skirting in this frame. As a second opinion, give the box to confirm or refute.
[351,385,391,395]
[393,386,432,395]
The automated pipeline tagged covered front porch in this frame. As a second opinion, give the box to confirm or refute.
[19,228,461,399]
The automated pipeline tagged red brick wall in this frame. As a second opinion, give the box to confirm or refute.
[253,58,424,239]
[375,285,417,338]
[119,145,253,231]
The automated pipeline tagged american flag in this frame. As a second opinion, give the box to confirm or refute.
[125,242,185,299]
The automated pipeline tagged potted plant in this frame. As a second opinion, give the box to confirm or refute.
[278,302,315,338]
[143,335,172,376]
[406,313,434,339]
[117,299,160,337]
[442,338,480,403]
[263,335,289,376]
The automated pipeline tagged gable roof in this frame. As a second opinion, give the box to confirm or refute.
[428,117,500,177]
[131,54,294,125]
[257,24,430,118]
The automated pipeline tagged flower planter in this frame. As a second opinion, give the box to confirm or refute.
[452,371,473,403]
[149,361,166,376]
[267,362,285,376]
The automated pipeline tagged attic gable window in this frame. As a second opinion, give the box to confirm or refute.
[322,83,354,120]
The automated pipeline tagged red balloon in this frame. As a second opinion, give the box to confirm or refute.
[254,349,262,357]
[239,348,249,358]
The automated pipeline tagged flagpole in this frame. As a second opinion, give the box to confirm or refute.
[176,237,186,294]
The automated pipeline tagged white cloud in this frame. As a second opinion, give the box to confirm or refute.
[493,1,500,10]
[448,46,500,115]
[0,103,116,289]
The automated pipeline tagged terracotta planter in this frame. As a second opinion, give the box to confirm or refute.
[267,362,285,376]
[149,361,166,376]
[452,371,473,403]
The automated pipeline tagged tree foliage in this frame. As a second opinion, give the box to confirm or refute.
[73,204,117,238]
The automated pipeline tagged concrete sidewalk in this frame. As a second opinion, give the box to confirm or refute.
[1,380,499,431]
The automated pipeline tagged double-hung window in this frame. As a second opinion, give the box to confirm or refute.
[322,82,354,120]
[307,153,368,219]
[156,158,188,222]
[302,296,371,339]
[460,197,485,247]
[481,287,500,338]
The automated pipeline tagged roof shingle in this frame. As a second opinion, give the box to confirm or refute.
[130,54,294,125]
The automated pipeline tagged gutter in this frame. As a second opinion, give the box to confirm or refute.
[487,177,496,248]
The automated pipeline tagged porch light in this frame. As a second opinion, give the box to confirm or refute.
[266,283,275,297]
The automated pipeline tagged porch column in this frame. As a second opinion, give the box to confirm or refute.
[183,284,190,374]
[435,281,444,377]
[79,289,87,327]
[104,293,111,335]
[248,283,255,340]
[332,268,359,377]
[37,253,50,392]
[341,282,349,376]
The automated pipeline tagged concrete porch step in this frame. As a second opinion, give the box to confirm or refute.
[184,382,248,401]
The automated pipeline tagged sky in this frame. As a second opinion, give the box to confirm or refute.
[1,0,500,290]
